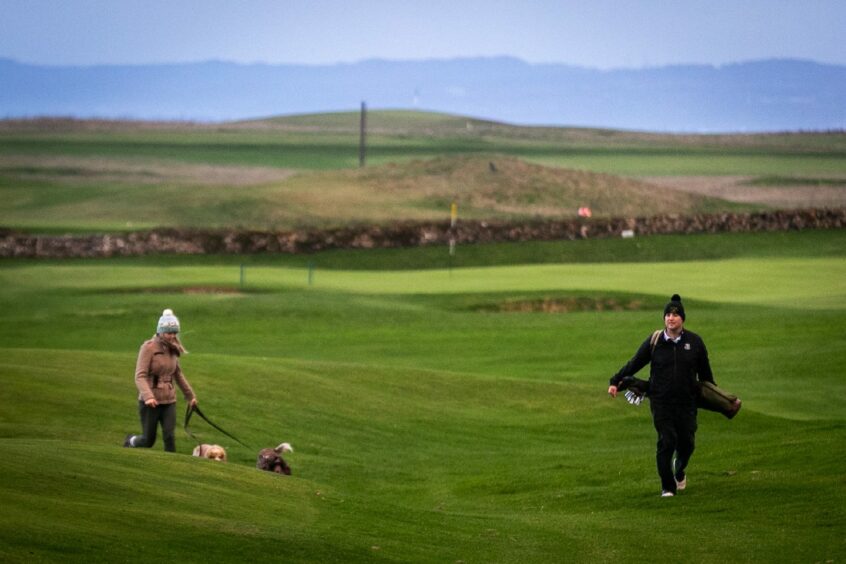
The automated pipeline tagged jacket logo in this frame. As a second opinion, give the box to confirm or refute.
[684,343,691,350]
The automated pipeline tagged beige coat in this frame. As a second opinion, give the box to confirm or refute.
[135,336,195,405]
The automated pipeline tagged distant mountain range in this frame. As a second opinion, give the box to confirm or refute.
[1,57,844,132]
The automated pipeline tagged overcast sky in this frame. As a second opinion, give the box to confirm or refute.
[1,0,844,69]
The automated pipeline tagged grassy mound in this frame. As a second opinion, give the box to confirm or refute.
[273,154,719,226]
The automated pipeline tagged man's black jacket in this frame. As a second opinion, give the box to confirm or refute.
[611,330,714,405]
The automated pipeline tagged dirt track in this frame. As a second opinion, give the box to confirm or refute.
[0,155,296,186]
[642,176,846,208]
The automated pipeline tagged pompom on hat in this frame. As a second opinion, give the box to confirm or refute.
[663,294,685,320]
[156,308,180,334]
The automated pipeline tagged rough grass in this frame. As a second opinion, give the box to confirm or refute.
[0,153,731,232]
[0,230,844,562]
[259,154,722,225]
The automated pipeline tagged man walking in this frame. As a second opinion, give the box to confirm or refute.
[608,294,714,497]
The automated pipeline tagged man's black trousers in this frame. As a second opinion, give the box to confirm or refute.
[650,401,697,493]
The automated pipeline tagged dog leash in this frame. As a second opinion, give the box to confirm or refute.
[184,404,250,448]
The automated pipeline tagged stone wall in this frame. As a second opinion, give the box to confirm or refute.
[2,208,844,258]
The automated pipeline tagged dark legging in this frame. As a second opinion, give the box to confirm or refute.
[650,401,697,493]
[133,401,177,452]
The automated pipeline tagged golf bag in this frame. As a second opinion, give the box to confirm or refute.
[697,381,742,419]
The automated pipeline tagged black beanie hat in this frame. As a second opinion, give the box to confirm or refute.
[663,294,685,320]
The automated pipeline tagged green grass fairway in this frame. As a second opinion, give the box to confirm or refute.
[1,230,844,562]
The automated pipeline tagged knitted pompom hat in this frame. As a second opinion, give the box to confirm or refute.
[156,308,180,334]
[663,294,685,320]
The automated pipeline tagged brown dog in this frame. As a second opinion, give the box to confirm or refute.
[256,442,293,475]
[192,444,227,462]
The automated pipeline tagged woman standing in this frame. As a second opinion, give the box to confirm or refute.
[124,309,197,452]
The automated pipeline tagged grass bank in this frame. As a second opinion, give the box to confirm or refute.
[0,230,844,562]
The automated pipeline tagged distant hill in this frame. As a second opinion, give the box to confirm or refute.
[1,57,844,132]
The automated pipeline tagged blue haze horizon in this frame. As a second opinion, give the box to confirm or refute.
[2,57,844,132]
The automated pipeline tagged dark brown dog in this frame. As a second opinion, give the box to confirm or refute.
[256,442,293,475]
